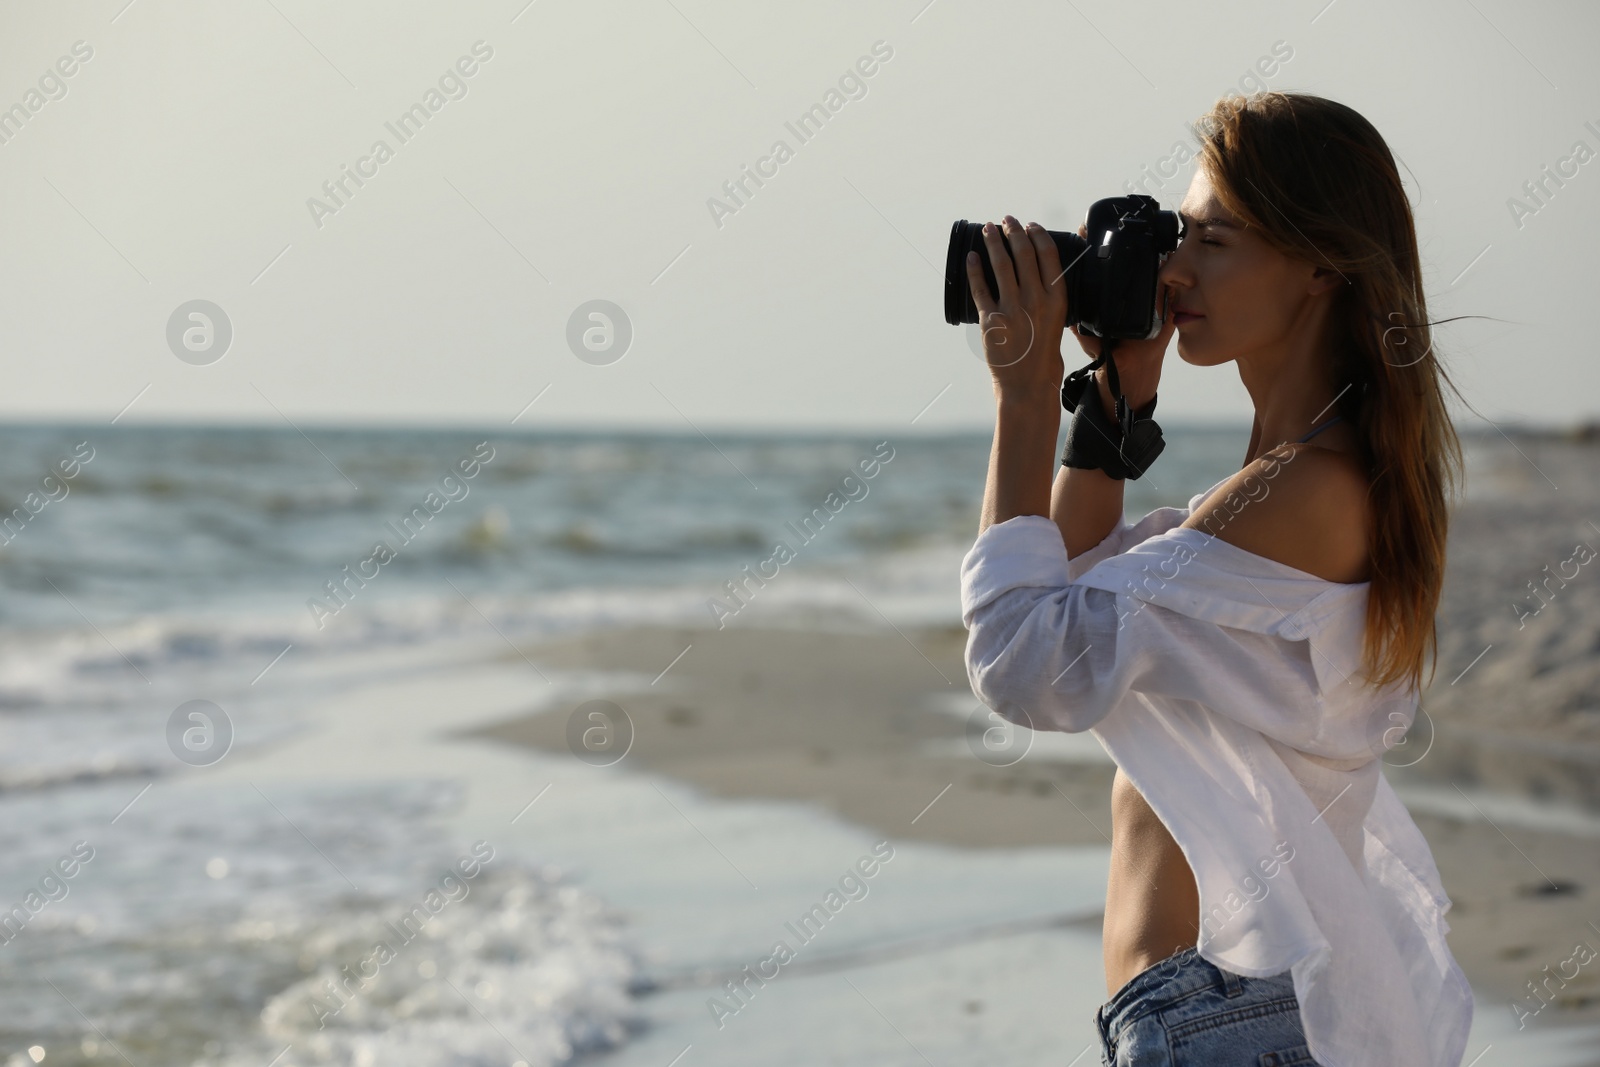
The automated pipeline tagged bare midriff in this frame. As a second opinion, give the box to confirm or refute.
[1102,767,1201,1000]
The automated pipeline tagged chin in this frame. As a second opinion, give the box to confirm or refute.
[1174,338,1234,369]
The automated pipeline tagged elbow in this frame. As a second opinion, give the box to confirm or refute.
[963,585,1120,734]
[965,629,1109,735]
[967,679,1051,735]
[979,684,1107,735]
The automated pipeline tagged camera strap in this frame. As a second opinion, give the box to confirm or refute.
[1059,337,1165,480]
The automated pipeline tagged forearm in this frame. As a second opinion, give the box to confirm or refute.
[979,394,1061,534]
[1053,362,1153,556]
[1052,465,1125,558]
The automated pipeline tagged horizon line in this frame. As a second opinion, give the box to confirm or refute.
[0,414,1586,440]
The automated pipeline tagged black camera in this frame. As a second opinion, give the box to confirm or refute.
[943,195,1181,339]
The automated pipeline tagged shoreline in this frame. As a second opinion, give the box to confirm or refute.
[467,620,1600,1034]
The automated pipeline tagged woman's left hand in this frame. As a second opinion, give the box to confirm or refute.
[966,215,1067,402]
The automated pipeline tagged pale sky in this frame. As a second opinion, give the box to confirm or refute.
[1,0,1595,431]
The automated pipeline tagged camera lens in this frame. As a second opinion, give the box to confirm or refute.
[943,220,1088,326]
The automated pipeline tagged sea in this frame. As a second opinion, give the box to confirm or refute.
[0,423,1593,1067]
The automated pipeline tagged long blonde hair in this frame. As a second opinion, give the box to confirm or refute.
[1193,91,1467,692]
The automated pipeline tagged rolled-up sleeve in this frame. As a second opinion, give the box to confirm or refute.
[960,515,1323,737]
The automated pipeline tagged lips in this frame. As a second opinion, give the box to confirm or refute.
[1172,304,1204,325]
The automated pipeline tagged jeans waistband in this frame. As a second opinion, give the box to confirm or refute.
[1096,946,1246,1040]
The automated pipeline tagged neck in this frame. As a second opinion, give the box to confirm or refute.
[1235,321,1346,465]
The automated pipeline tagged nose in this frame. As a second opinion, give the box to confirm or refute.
[1158,241,1191,285]
[1158,243,1193,306]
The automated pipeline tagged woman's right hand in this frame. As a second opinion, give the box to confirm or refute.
[1066,225,1175,416]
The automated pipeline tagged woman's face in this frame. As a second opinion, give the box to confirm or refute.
[1158,168,1326,369]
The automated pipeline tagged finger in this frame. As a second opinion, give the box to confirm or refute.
[1002,215,1042,302]
[964,251,997,316]
[981,222,1019,308]
[1153,300,1178,345]
[1151,285,1177,339]
[1027,221,1065,296]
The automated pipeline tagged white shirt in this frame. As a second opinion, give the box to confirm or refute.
[960,474,1474,1067]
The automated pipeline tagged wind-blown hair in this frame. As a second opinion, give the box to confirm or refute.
[1192,91,1466,693]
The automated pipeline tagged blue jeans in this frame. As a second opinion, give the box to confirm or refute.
[1095,947,1321,1066]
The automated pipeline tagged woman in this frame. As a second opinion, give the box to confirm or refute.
[959,92,1473,1066]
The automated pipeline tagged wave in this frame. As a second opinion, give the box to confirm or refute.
[0,779,645,1067]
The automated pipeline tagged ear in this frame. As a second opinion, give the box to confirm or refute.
[1307,264,1343,297]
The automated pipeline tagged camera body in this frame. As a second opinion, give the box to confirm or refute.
[943,194,1181,340]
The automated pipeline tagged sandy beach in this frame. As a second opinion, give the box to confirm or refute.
[470,434,1600,1048]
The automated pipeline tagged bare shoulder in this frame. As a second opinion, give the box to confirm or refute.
[1178,444,1373,583]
